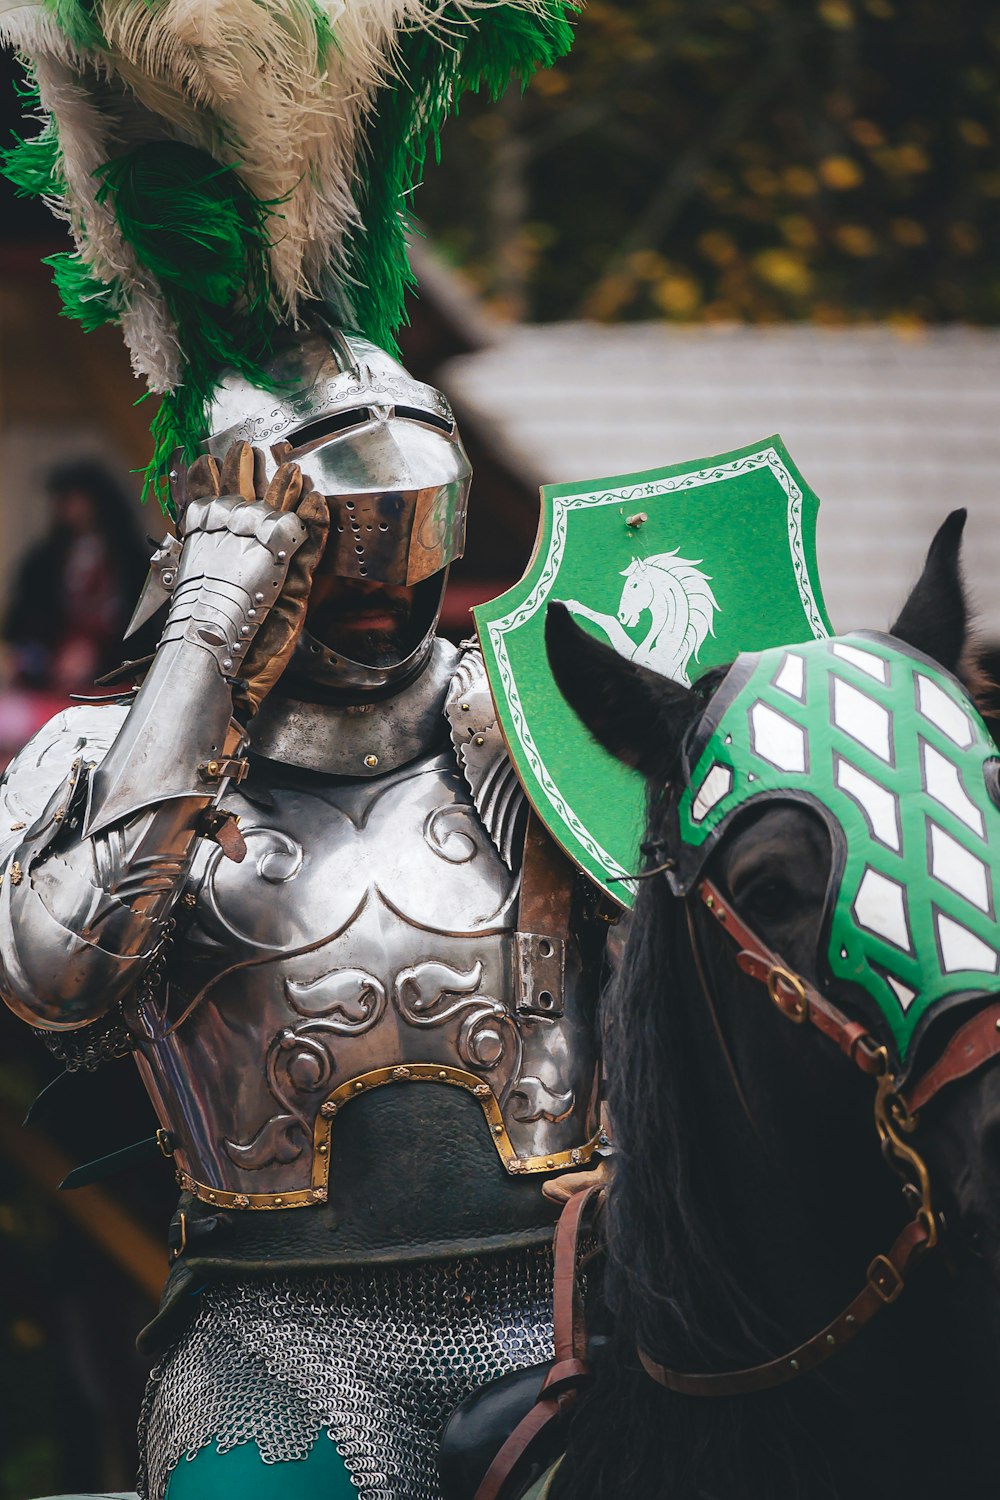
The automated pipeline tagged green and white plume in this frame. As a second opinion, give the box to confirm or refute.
[0,0,577,498]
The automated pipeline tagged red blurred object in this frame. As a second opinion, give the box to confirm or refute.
[0,688,73,771]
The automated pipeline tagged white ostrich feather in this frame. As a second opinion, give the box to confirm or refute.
[1,0,565,389]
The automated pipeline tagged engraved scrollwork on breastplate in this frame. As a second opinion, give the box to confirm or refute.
[287,968,387,1028]
[202,827,305,951]
[224,967,386,1169]
[393,958,522,1094]
[224,1022,335,1169]
[507,1076,575,1124]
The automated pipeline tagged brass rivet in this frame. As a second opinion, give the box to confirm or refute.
[364,754,379,768]
[846,1314,856,1325]
[826,1334,836,1346]
[706,894,714,908]
[274,1197,284,1206]
[355,1081,364,1091]
[318,1142,328,1154]
[789,1358,800,1371]
[546,1159,555,1169]
[206,759,220,777]
[461,702,470,711]
[438,1070,447,1079]
[474,735,485,746]
[493,1124,503,1135]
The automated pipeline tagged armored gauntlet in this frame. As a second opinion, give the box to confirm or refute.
[0,443,328,1030]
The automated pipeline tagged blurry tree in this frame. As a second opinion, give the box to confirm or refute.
[416,0,1000,326]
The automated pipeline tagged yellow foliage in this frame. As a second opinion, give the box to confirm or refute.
[653,272,702,316]
[9,1318,45,1350]
[531,69,570,97]
[819,155,863,190]
[697,230,739,265]
[783,165,818,197]
[949,222,981,255]
[753,247,813,296]
[743,165,779,195]
[894,142,931,174]
[819,0,854,28]
[584,273,637,322]
[627,250,669,278]
[849,118,885,148]
[891,217,927,247]
[959,119,989,148]
[779,214,818,249]
[835,224,878,256]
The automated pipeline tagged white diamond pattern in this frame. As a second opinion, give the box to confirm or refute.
[886,974,917,1012]
[921,740,985,837]
[917,674,974,748]
[853,868,912,952]
[691,763,733,823]
[832,677,891,762]
[749,702,806,773]
[835,756,900,850]
[774,653,805,700]
[936,911,999,975]
[929,822,991,912]
[832,643,888,682]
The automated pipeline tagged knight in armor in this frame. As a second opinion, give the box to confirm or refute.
[0,4,604,1495]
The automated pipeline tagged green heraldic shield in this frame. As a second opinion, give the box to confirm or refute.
[474,436,834,908]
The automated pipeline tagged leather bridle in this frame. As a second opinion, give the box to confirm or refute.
[639,874,1000,1398]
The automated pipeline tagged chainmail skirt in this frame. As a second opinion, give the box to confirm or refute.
[137,1247,554,1500]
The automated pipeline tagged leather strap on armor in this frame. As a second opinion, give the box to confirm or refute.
[474,1184,602,1500]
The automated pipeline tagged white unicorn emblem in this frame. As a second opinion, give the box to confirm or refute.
[563,550,720,685]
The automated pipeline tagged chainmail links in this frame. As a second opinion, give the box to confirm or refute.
[137,1248,554,1500]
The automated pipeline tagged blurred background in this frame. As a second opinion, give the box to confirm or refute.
[2,1,1000,1493]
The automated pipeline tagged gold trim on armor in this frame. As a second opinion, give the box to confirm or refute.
[175,1064,603,1211]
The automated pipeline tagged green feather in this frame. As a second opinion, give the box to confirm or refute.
[350,2,578,355]
[0,4,578,507]
[45,251,121,331]
[40,0,104,52]
[2,123,63,198]
[96,141,284,503]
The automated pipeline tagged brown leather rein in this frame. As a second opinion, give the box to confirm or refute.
[638,875,1000,1398]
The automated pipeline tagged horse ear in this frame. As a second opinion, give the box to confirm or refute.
[890,510,972,679]
[545,601,697,779]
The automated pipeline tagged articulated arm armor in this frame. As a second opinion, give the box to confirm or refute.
[0,485,308,1031]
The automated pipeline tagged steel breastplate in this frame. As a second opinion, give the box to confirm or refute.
[131,748,601,1214]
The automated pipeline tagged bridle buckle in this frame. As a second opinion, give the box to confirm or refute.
[766,965,808,1024]
[867,1253,904,1304]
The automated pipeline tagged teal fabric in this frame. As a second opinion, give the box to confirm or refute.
[164,1435,357,1498]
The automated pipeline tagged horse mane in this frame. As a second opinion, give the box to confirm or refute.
[550,734,849,1500]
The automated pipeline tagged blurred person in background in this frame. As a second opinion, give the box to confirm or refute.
[3,459,149,696]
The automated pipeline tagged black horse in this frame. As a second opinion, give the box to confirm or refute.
[541,512,1000,1500]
